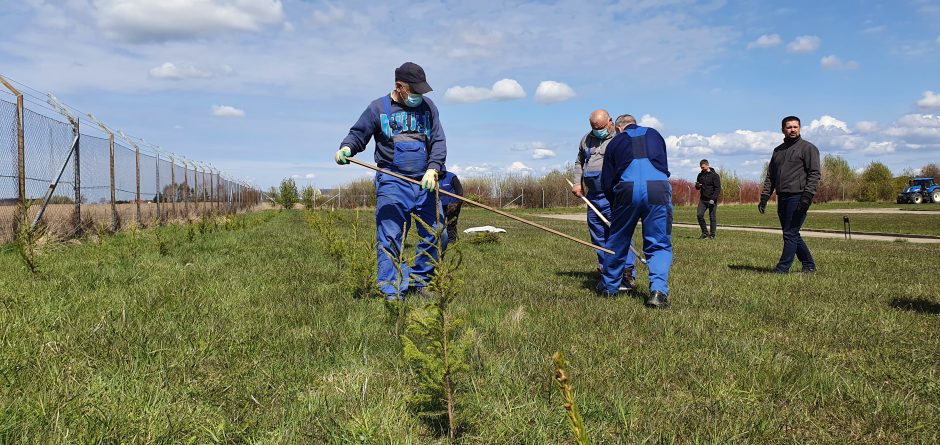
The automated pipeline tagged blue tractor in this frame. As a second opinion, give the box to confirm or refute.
[897,177,940,204]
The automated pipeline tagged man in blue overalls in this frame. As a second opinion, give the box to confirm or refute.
[599,119,673,309]
[571,110,637,290]
[335,62,447,300]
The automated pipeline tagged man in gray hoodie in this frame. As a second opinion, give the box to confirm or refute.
[758,116,821,274]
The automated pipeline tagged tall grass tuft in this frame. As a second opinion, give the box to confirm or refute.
[553,351,589,445]
[13,202,43,275]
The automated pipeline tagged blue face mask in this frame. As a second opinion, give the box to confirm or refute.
[404,93,423,107]
[592,128,609,139]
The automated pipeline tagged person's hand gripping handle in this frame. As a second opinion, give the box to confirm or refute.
[335,146,352,165]
[421,169,438,191]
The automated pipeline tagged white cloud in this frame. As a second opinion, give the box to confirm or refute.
[534,81,576,104]
[820,55,859,70]
[863,141,896,154]
[532,148,557,159]
[443,86,491,103]
[443,78,526,104]
[94,0,285,42]
[149,62,214,80]
[665,129,779,157]
[786,35,821,53]
[448,163,495,176]
[746,34,781,49]
[446,29,505,58]
[304,173,316,179]
[808,115,851,133]
[509,141,557,159]
[917,90,940,109]
[211,105,245,118]
[855,121,878,133]
[508,161,533,174]
[884,114,940,143]
[490,79,526,100]
[639,114,663,129]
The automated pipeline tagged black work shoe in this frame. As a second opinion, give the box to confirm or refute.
[708,234,716,240]
[406,287,436,299]
[595,282,619,298]
[645,291,671,309]
[800,267,817,274]
[699,233,709,239]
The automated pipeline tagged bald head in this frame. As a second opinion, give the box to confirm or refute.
[589,109,611,130]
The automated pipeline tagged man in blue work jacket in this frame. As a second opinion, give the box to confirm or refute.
[599,119,673,308]
[335,62,447,300]
[572,110,637,289]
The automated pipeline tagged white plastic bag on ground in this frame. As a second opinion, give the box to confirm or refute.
[463,226,506,234]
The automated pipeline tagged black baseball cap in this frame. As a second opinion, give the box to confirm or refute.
[395,62,432,94]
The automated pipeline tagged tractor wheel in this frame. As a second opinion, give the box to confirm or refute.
[932,191,940,203]
[912,194,924,204]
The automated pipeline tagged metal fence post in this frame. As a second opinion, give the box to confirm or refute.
[154,151,161,224]
[73,119,81,235]
[201,165,207,215]
[170,156,176,218]
[0,77,25,230]
[190,160,198,215]
[109,133,116,230]
[182,160,189,217]
[135,143,141,224]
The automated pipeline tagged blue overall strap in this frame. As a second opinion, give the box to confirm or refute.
[383,95,397,133]
[626,126,649,159]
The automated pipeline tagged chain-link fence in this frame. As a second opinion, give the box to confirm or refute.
[0,80,262,244]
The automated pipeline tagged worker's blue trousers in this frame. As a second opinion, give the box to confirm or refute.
[586,187,636,276]
[600,160,673,295]
[375,172,446,299]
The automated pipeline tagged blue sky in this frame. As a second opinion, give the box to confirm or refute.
[2,0,939,189]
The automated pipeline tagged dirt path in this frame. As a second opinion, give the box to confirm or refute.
[812,208,940,215]
[534,213,940,244]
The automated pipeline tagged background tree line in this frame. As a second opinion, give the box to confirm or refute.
[275,157,940,209]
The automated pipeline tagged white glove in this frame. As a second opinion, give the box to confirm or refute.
[708,199,715,205]
[421,169,438,191]
[334,146,352,165]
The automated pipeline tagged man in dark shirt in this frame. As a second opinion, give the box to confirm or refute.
[695,159,721,239]
[438,169,463,245]
[758,116,821,274]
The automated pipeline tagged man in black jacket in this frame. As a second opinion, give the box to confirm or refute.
[758,116,821,274]
[695,159,721,239]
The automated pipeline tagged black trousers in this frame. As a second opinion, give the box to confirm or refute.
[697,200,717,236]
[445,203,462,241]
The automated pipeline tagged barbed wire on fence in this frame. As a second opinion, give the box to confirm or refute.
[0,74,263,244]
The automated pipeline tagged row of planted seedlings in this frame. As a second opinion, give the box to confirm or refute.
[305,197,590,444]
[7,200,272,277]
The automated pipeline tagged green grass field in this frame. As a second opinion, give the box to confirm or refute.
[673,204,940,237]
[1,208,939,443]
[532,202,940,237]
